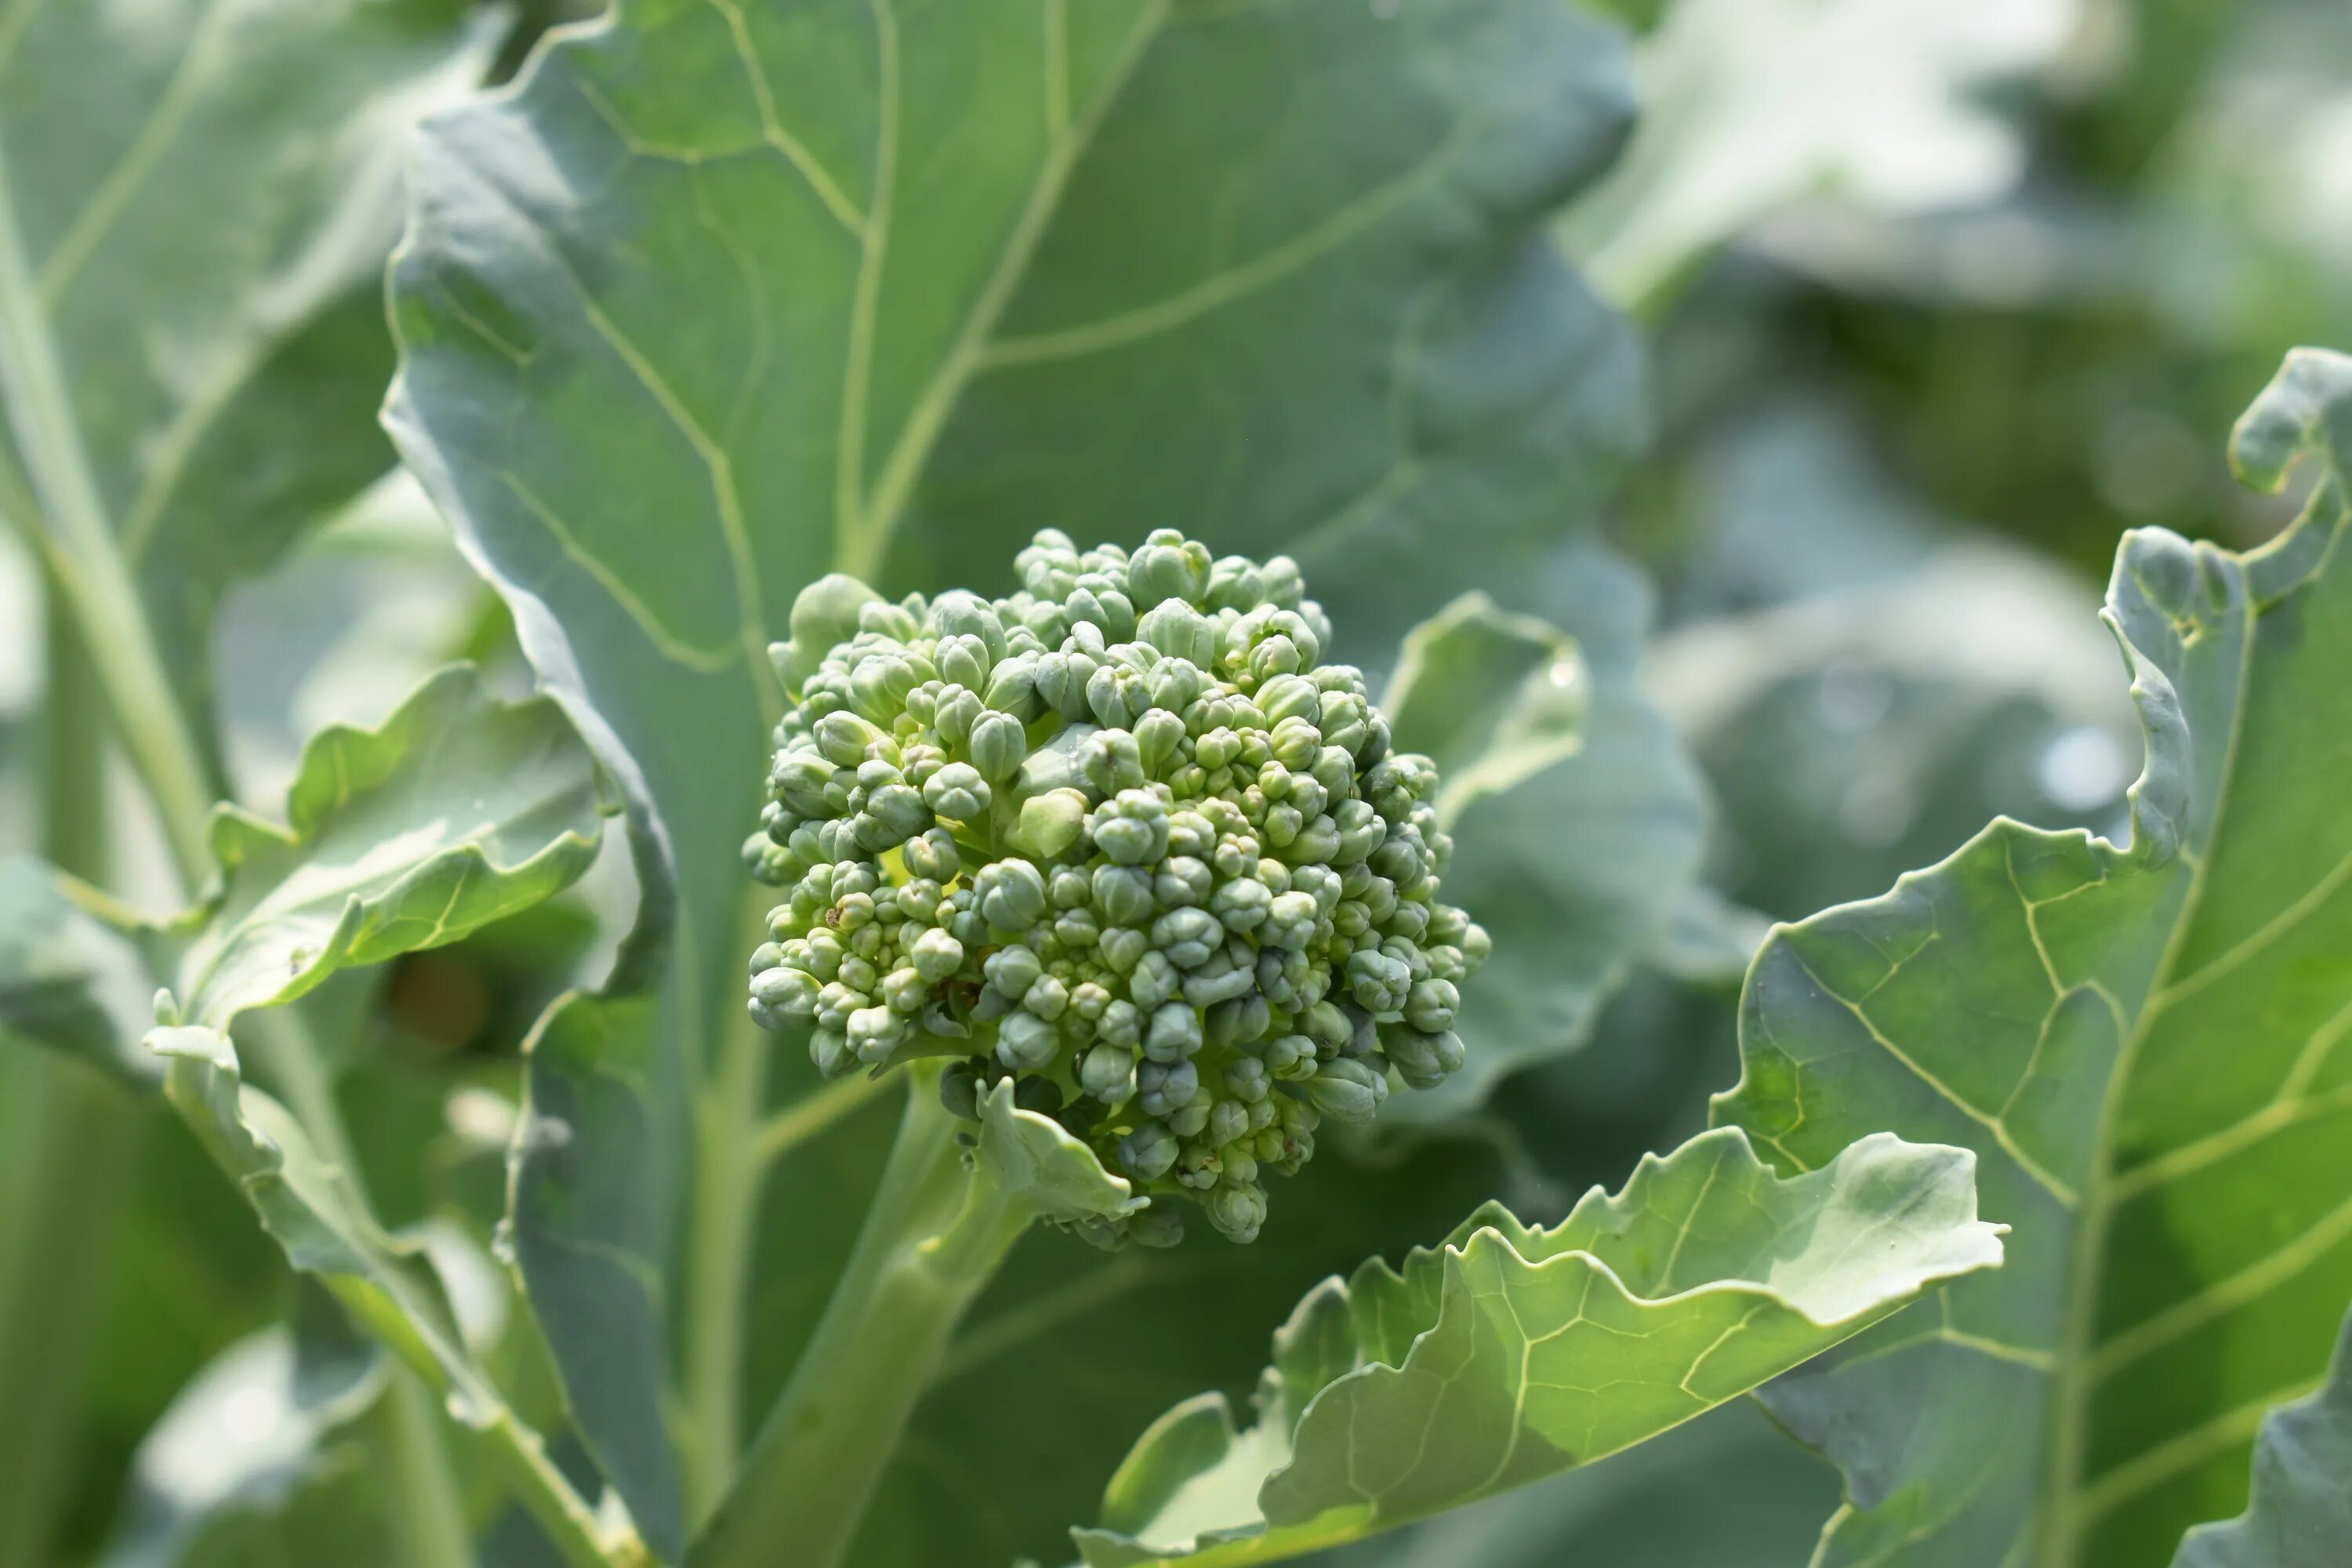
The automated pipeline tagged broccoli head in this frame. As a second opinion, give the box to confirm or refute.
[744,528,1488,1243]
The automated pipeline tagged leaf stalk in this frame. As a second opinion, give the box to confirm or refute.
[690,1063,1035,1568]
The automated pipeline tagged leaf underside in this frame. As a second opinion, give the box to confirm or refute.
[170,665,615,1038]
[135,666,612,1519]
[1713,347,2352,1566]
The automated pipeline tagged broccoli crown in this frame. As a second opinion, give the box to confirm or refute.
[744,528,1487,1244]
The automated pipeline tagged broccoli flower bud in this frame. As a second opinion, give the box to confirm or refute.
[745,531,1488,1244]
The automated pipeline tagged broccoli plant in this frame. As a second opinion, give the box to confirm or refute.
[747,533,1489,1244]
[3,3,2350,1568]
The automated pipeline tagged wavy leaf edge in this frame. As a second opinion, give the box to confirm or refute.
[1076,1125,2004,1566]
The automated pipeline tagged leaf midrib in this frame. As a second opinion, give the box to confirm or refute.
[833,0,1171,581]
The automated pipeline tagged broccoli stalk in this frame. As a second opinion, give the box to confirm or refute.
[700,529,1487,1565]
[691,1060,1036,1568]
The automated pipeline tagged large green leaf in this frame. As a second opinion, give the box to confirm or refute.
[384,0,1646,1533]
[165,666,617,1036]
[1711,348,2352,1566]
[2172,1299,2352,1568]
[0,0,500,757]
[386,0,1644,996]
[0,856,162,1083]
[1384,545,1707,1115]
[1072,1127,2002,1566]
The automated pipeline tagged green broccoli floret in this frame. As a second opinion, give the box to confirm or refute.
[743,528,1487,1244]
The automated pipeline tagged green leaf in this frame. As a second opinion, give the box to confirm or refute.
[506,988,683,1559]
[213,472,503,809]
[1384,595,1588,815]
[0,0,501,757]
[385,0,1646,1531]
[1387,543,1708,1115]
[835,1090,1537,1568]
[1316,1399,1839,1568]
[1711,347,2352,1566]
[2172,1300,2352,1568]
[975,1080,1142,1226]
[385,0,1645,982]
[1072,1127,2003,1566]
[98,1282,387,1568]
[0,855,162,1083]
[165,666,616,1036]
[151,1018,488,1431]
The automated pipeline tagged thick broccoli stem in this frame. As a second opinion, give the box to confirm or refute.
[691,1059,1037,1568]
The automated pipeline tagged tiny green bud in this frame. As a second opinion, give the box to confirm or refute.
[1405,977,1459,1033]
[1144,1001,1203,1063]
[968,711,1029,781]
[1207,1183,1267,1243]
[922,761,991,820]
[1092,864,1156,927]
[1099,926,1149,974]
[1307,1057,1388,1123]
[1138,1059,1200,1119]
[1012,787,1091,860]
[1098,999,1142,1047]
[1382,1025,1465,1090]
[1138,598,1218,668]
[1082,1043,1138,1102]
[1152,907,1225,969]
[903,826,963,882]
[996,1011,1058,1071]
[909,927,965,982]
[977,858,1049,930]
[1120,1120,1179,1180]
[815,711,887,767]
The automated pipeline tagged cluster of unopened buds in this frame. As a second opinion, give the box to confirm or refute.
[746,529,1486,1243]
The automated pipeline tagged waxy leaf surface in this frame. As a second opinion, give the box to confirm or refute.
[1384,554,1707,1114]
[1714,348,2352,1566]
[0,0,498,757]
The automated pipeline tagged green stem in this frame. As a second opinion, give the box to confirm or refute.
[690,1065,1036,1568]
[0,561,140,1568]
[752,1065,891,1167]
[0,1054,136,1568]
[0,140,213,880]
[682,976,775,1524]
[482,1409,647,1568]
[380,1373,481,1568]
